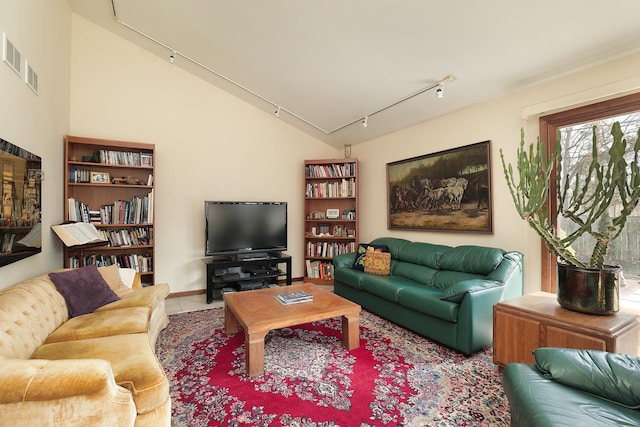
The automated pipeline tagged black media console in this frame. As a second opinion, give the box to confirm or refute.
[203,253,292,303]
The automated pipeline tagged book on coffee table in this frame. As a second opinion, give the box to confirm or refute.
[275,290,313,305]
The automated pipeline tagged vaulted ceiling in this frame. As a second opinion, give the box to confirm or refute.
[69,0,640,147]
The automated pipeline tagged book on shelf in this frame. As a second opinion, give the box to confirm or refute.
[275,290,313,305]
[51,222,108,247]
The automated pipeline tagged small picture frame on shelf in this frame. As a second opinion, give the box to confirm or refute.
[333,225,344,236]
[347,229,355,237]
[140,153,153,167]
[90,171,110,184]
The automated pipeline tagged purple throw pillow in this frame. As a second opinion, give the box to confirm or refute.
[49,264,120,317]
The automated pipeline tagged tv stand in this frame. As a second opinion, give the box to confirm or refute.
[204,253,292,303]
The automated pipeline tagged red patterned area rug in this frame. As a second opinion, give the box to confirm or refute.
[156,307,510,426]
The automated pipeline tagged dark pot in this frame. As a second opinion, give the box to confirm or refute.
[557,262,621,315]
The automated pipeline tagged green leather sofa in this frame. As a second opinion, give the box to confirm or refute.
[504,348,640,426]
[333,237,524,355]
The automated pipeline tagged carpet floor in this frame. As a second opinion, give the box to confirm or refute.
[156,307,510,426]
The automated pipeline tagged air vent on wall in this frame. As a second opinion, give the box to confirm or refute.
[2,32,21,76]
[25,60,38,94]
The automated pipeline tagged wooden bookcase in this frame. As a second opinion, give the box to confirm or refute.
[63,135,156,286]
[304,158,358,285]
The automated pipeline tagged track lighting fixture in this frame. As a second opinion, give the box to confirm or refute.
[113,6,457,135]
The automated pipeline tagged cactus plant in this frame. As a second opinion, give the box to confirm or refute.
[500,122,640,269]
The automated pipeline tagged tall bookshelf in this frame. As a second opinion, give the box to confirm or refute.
[304,158,358,285]
[63,135,155,286]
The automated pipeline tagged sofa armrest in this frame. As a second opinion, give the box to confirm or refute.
[440,279,503,303]
[455,284,506,354]
[534,347,640,409]
[333,252,356,269]
[0,359,135,425]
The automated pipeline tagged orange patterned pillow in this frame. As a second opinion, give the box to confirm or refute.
[364,250,391,275]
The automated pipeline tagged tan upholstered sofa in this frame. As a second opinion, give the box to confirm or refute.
[0,265,171,427]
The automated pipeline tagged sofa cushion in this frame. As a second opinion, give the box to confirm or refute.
[334,267,365,290]
[45,306,151,344]
[352,243,389,271]
[396,242,450,269]
[95,283,169,313]
[360,274,417,303]
[438,245,504,275]
[391,261,438,286]
[534,348,640,409]
[98,265,134,297]
[369,237,412,258]
[397,284,459,322]
[31,333,169,414]
[49,265,120,317]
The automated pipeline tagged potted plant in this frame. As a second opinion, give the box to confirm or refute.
[500,122,640,314]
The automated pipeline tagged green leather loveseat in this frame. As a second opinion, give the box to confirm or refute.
[333,237,524,355]
[504,348,640,426]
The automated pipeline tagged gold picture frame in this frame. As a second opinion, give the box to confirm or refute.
[387,140,492,233]
[90,171,110,184]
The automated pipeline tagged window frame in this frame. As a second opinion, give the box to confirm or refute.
[538,91,640,292]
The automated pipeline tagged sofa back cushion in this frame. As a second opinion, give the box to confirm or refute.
[0,274,69,359]
[439,245,505,275]
[396,242,451,269]
[369,237,411,259]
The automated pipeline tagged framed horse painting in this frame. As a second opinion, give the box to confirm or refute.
[386,140,492,233]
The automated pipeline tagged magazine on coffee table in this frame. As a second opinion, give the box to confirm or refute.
[275,290,313,305]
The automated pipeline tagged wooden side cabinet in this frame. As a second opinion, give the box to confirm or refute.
[493,292,639,368]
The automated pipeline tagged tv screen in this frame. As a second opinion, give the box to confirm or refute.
[205,201,287,257]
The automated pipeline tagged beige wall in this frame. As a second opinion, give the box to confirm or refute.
[0,1,70,289]
[69,15,338,293]
[352,52,640,293]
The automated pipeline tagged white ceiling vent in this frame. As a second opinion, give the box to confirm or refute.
[2,32,21,76]
[25,60,38,94]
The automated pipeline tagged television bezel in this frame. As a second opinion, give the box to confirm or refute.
[204,200,288,257]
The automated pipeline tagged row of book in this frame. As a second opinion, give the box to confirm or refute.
[67,191,154,224]
[98,150,153,167]
[305,260,334,280]
[100,227,152,247]
[68,254,153,272]
[68,167,91,183]
[305,163,356,178]
[305,178,356,198]
[306,241,356,258]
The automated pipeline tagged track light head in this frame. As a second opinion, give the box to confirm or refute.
[362,116,368,128]
[436,84,444,99]
[169,51,176,64]
[275,106,281,118]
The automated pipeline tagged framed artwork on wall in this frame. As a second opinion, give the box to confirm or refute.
[387,140,493,233]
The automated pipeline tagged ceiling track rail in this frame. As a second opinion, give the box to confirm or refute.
[110,0,454,135]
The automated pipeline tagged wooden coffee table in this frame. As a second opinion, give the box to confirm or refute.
[223,283,361,376]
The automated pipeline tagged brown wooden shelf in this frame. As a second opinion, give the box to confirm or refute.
[65,135,156,286]
[304,158,358,283]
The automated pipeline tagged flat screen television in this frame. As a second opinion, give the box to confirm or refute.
[205,201,287,258]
